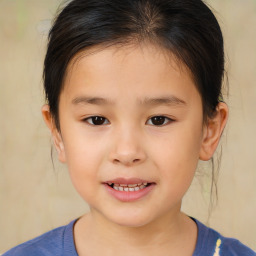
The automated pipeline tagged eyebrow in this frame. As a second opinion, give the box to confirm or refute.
[72,95,186,107]
[72,96,113,105]
[139,96,186,107]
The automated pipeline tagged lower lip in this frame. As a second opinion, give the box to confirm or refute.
[104,184,155,202]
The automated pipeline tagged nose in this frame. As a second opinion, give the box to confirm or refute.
[109,126,147,166]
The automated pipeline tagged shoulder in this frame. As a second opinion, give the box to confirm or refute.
[2,219,78,256]
[220,237,256,256]
[192,218,256,256]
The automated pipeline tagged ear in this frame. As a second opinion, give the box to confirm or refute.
[41,104,66,163]
[199,102,228,161]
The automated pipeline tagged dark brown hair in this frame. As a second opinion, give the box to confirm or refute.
[44,0,225,130]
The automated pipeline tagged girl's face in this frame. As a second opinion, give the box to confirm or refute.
[46,44,215,227]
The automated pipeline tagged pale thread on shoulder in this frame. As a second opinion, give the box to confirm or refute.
[213,238,222,256]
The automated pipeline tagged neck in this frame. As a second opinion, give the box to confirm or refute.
[74,208,197,256]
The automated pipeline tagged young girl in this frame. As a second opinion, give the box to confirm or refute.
[3,0,255,255]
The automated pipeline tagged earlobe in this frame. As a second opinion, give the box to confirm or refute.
[41,104,66,163]
[199,102,228,161]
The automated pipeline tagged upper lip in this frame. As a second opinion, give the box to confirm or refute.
[104,177,154,184]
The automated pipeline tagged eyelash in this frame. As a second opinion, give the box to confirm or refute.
[147,116,174,126]
[83,115,175,126]
[84,116,110,126]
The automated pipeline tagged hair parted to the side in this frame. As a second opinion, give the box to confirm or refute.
[44,0,225,129]
[43,0,226,210]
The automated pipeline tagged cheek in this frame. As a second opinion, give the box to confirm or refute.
[155,124,202,165]
[152,123,203,191]
[61,133,107,198]
[63,125,107,170]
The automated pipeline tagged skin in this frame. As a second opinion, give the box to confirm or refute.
[42,43,228,256]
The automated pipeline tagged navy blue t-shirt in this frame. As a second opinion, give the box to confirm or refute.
[3,218,255,256]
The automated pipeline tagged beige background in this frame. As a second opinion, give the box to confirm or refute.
[0,0,255,253]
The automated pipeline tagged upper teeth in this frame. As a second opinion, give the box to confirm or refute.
[108,183,149,191]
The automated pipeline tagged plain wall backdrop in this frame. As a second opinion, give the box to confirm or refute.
[0,0,256,253]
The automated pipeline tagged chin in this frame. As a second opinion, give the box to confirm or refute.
[104,211,156,228]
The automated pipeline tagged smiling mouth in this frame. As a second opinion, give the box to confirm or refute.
[107,182,151,192]
[104,179,155,201]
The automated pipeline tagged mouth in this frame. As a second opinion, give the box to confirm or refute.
[106,182,152,192]
[103,178,155,202]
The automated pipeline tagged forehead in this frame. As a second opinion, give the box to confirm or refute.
[61,43,199,105]
[67,43,191,78]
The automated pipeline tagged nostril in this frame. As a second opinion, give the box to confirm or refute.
[113,159,120,164]
[113,158,141,165]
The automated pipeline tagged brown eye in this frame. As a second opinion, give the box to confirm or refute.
[85,116,109,125]
[147,116,172,126]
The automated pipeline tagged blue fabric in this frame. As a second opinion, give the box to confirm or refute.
[191,218,256,256]
[3,219,78,256]
[3,218,255,256]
